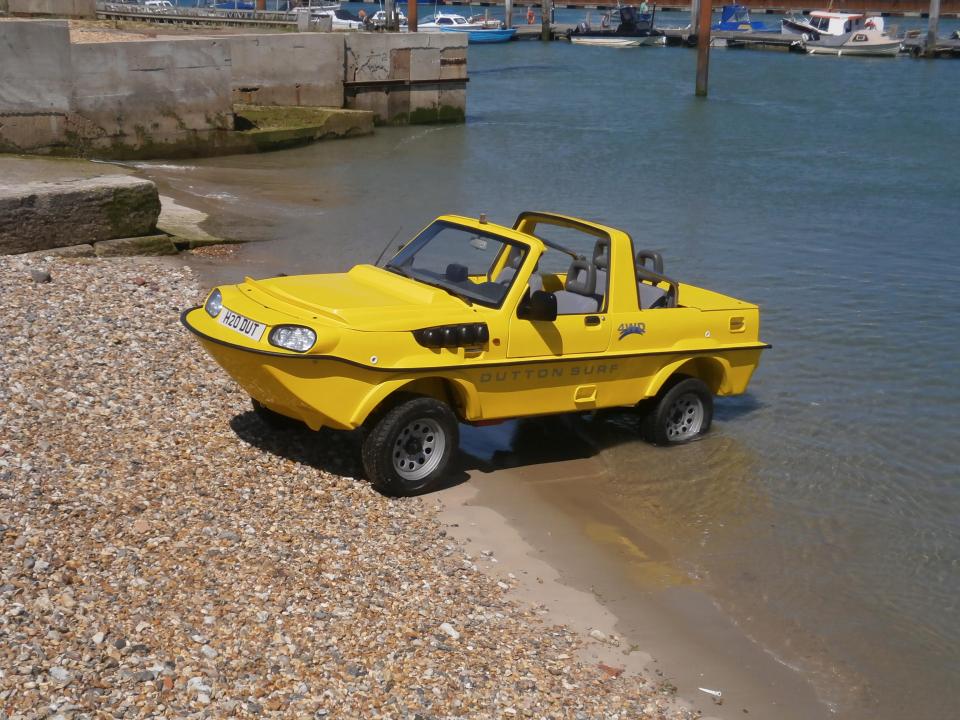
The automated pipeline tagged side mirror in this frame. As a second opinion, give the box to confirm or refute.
[518,290,558,322]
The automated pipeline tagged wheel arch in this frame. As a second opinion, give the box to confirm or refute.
[646,355,731,398]
[351,376,479,428]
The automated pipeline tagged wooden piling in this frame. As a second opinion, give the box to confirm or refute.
[505,0,513,30]
[409,0,418,32]
[926,0,942,56]
[541,0,552,41]
[697,0,713,97]
[695,1,713,96]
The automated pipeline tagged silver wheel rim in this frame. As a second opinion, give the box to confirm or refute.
[393,418,446,482]
[665,393,704,441]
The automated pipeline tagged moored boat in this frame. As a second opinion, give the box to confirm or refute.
[782,10,880,39]
[801,27,901,56]
[418,12,516,43]
[567,5,666,48]
[711,4,774,32]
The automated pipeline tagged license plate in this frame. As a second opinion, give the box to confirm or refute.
[218,308,266,341]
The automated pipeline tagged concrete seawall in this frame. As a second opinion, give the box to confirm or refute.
[0,20,467,159]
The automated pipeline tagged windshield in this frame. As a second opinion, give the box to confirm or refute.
[385,221,529,307]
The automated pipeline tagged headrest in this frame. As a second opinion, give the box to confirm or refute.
[592,238,610,270]
[445,263,468,282]
[635,249,664,275]
[565,257,596,297]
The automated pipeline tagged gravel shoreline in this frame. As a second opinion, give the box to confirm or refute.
[0,256,695,719]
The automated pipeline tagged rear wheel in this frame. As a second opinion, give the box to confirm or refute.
[362,397,459,496]
[642,377,713,445]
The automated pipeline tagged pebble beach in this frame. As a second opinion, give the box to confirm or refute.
[0,256,696,719]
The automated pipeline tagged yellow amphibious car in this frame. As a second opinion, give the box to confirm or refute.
[182,212,768,495]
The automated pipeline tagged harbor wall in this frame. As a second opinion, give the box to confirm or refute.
[0,20,467,158]
[345,33,467,125]
[69,38,234,156]
[0,21,72,152]
[227,34,344,109]
[8,0,95,18]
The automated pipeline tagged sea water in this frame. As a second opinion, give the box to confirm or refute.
[143,27,960,719]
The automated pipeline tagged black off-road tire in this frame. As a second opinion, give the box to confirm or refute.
[362,397,459,496]
[251,399,302,430]
[641,377,713,445]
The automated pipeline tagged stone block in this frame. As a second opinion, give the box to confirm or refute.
[440,47,468,81]
[94,235,178,257]
[228,33,345,108]
[19,243,95,258]
[410,48,441,83]
[0,175,161,255]
[8,0,95,18]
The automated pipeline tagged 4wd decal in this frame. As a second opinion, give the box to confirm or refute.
[618,322,646,340]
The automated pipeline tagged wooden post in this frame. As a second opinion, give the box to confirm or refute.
[504,0,513,30]
[690,0,700,35]
[695,0,712,96]
[541,0,552,41]
[409,0,418,32]
[926,0,941,57]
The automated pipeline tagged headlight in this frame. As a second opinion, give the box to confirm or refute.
[269,325,316,353]
[204,289,223,318]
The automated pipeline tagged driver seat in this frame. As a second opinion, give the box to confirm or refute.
[554,258,598,314]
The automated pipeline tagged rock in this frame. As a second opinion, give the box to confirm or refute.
[200,645,218,659]
[93,235,178,258]
[0,176,161,255]
[589,629,608,643]
[29,269,51,283]
[92,631,105,644]
[439,622,460,641]
[49,667,71,684]
[19,244,96,259]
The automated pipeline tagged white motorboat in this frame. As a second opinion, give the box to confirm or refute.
[418,12,502,31]
[782,10,879,38]
[783,11,900,57]
[569,35,664,47]
[567,6,666,48]
[803,27,901,56]
[417,12,516,42]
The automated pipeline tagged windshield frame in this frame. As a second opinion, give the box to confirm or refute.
[385,220,532,309]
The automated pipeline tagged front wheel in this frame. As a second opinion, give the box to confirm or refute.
[641,377,713,445]
[362,397,459,496]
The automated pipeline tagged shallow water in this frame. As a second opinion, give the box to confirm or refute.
[147,29,960,720]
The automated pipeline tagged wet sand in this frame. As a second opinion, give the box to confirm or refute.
[436,421,832,720]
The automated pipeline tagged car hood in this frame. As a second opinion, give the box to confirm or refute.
[239,264,478,331]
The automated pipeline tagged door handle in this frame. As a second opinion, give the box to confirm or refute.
[584,315,601,327]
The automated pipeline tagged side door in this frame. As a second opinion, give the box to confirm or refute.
[506,309,611,358]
